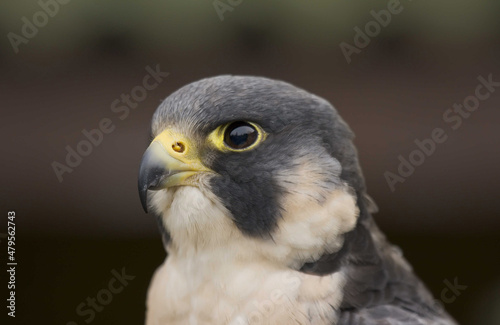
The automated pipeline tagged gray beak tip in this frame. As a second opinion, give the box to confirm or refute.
[138,143,168,214]
[139,184,149,213]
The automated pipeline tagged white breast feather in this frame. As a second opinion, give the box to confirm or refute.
[146,173,359,324]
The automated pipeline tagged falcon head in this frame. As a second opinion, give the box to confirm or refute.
[137,76,457,325]
[138,75,372,268]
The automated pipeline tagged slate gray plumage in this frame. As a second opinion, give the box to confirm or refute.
[139,76,458,324]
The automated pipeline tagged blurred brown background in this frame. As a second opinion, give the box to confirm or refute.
[1,1,499,324]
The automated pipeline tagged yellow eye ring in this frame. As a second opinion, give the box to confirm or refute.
[208,121,267,152]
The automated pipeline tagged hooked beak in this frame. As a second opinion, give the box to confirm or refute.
[138,130,210,213]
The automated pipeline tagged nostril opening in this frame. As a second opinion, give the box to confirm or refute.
[172,142,185,153]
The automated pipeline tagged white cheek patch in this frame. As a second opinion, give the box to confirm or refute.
[267,160,360,268]
[264,188,359,268]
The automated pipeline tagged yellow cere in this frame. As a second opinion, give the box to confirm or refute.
[152,129,202,166]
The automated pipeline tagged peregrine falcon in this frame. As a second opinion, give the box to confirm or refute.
[138,76,457,325]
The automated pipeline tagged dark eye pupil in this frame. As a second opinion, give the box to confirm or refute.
[224,122,258,149]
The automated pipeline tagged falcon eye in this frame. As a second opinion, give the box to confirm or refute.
[207,121,266,152]
[224,122,259,150]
